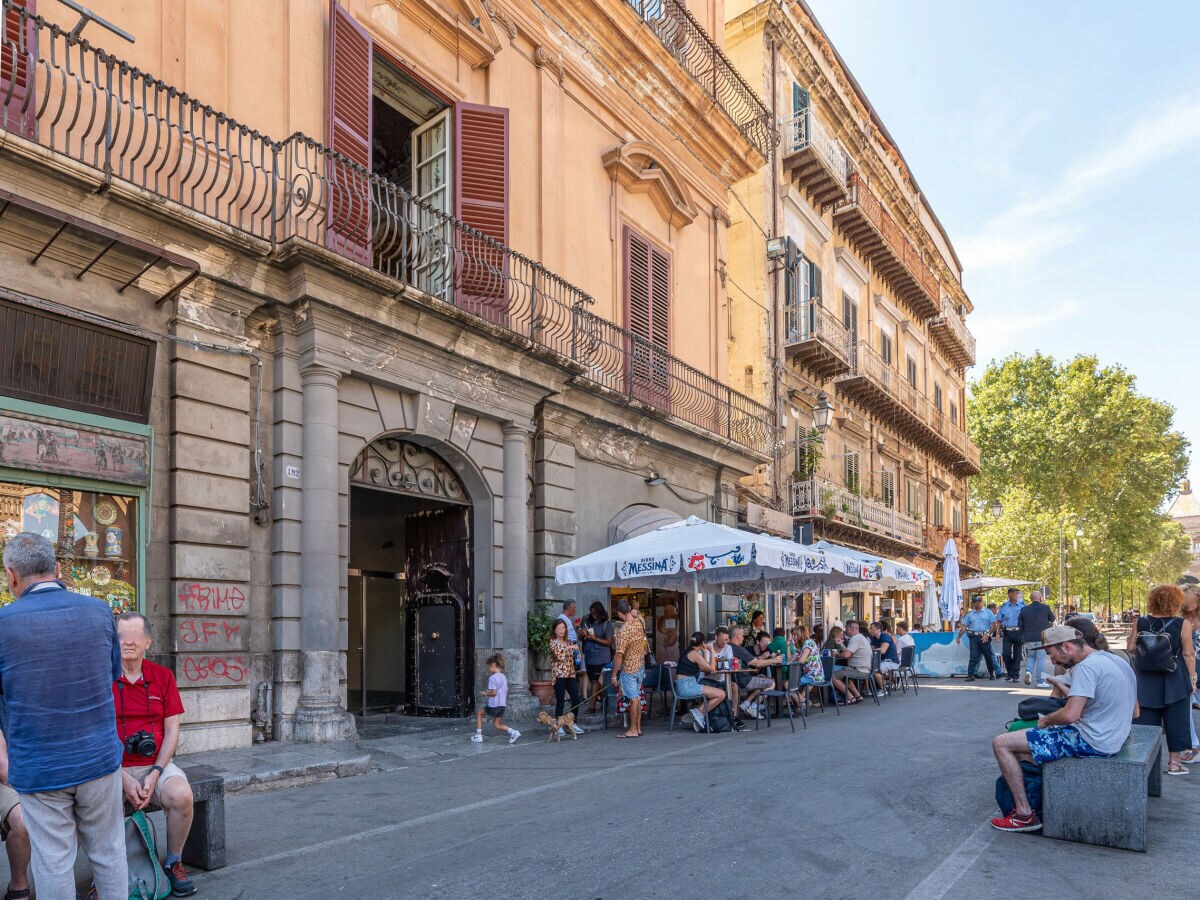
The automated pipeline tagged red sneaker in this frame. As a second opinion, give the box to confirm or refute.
[991,811,1042,832]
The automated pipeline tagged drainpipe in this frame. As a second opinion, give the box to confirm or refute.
[769,36,782,508]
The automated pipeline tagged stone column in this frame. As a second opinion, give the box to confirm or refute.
[294,364,356,742]
[501,421,536,716]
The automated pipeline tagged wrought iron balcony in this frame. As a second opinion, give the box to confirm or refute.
[833,174,939,319]
[836,342,979,474]
[624,0,775,158]
[789,477,923,551]
[0,1,772,452]
[930,299,976,367]
[781,110,850,209]
[783,298,853,380]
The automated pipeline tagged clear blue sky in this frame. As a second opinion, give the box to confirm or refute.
[806,0,1200,488]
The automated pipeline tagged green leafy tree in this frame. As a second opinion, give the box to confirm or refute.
[969,353,1190,605]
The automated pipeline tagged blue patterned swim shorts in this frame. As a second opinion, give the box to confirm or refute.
[1024,724,1107,764]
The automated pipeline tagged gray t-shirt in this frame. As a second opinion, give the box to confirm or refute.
[1067,650,1136,754]
[845,633,872,670]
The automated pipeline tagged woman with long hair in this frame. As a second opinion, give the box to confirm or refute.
[673,631,727,732]
[549,619,585,735]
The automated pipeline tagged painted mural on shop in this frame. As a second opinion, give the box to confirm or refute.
[0,411,150,486]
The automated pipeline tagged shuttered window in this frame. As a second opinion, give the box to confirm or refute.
[326,2,373,264]
[950,401,958,427]
[934,383,943,412]
[881,469,895,509]
[906,356,918,387]
[952,505,962,533]
[624,227,671,410]
[906,481,920,518]
[933,496,944,528]
[879,329,893,365]
[844,450,860,494]
[1,0,35,139]
[455,103,509,320]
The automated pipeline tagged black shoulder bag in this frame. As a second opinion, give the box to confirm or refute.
[1134,617,1178,674]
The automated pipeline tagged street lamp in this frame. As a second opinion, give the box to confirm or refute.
[990,499,1003,521]
[984,554,1017,576]
[812,391,834,434]
[1058,514,1083,619]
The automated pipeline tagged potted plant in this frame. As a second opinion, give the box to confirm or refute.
[527,601,557,706]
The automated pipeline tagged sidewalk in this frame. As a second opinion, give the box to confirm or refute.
[176,714,511,794]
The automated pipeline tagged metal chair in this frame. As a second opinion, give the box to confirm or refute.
[841,651,881,706]
[896,645,919,695]
[816,654,840,716]
[760,662,807,732]
[641,664,668,718]
[664,664,710,734]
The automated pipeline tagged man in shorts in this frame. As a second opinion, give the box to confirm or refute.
[729,627,778,720]
[611,600,647,739]
[990,625,1137,832]
[113,613,197,896]
[0,731,31,900]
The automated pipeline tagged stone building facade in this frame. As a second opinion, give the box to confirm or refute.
[724,1,982,628]
[0,0,770,750]
[1167,481,1200,580]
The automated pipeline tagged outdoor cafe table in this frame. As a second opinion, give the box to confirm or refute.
[708,665,779,725]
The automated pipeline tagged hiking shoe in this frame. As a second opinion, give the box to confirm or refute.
[508,728,521,744]
[991,811,1041,833]
[570,724,585,735]
[471,732,483,743]
[689,708,706,731]
[164,860,197,897]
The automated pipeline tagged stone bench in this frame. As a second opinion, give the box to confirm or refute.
[140,766,226,871]
[1042,723,1163,852]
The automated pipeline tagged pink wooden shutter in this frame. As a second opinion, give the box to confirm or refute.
[326,1,372,264]
[454,103,508,324]
[1,0,36,139]
[624,228,670,412]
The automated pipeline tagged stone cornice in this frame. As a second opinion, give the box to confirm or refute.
[602,140,699,228]
[368,0,501,71]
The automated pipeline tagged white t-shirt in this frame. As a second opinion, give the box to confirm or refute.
[845,633,872,670]
[712,643,734,671]
[895,633,915,651]
[487,672,508,708]
[1067,651,1136,754]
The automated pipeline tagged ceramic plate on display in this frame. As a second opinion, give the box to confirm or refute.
[93,500,119,526]
[91,565,112,586]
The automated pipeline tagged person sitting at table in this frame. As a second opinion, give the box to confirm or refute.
[870,621,900,691]
[674,632,726,732]
[768,627,788,658]
[823,625,844,654]
[709,625,734,672]
[894,621,915,654]
[832,621,872,704]
[729,626,776,720]
[812,624,825,647]
[791,624,825,709]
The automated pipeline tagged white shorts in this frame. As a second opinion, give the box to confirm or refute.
[880,660,900,672]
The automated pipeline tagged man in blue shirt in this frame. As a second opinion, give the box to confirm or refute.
[0,533,126,899]
[955,596,999,681]
[996,588,1026,682]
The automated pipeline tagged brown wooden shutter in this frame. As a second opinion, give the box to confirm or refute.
[454,103,509,323]
[1,0,36,139]
[623,228,671,412]
[326,1,372,264]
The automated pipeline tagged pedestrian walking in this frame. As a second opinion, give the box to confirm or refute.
[472,654,519,744]
[1018,591,1055,687]
[997,588,1025,682]
[1126,585,1196,776]
[0,533,127,900]
[955,596,998,681]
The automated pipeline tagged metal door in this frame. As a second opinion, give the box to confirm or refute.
[407,566,468,716]
[347,570,406,718]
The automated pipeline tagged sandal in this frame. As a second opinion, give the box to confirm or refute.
[1167,764,1190,776]
[1179,749,1198,763]
[5,889,31,900]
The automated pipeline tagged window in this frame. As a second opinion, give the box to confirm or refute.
[933,496,944,528]
[906,481,920,518]
[950,401,958,427]
[952,505,963,533]
[906,356,918,387]
[934,384,944,412]
[785,250,821,340]
[624,227,671,409]
[844,450,861,494]
[879,329,893,365]
[880,469,895,509]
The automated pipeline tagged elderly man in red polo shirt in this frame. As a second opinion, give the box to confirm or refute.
[113,612,196,897]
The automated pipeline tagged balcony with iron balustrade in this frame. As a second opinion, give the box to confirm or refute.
[781,110,850,210]
[789,477,924,554]
[783,298,853,380]
[832,174,939,320]
[0,0,774,453]
[835,341,980,474]
[930,299,976,368]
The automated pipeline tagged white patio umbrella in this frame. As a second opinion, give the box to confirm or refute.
[921,578,942,630]
[811,541,933,592]
[959,576,1037,591]
[940,538,962,624]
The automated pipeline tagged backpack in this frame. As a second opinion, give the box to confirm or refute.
[706,703,732,733]
[1134,617,1178,674]
[995,760,1043,817]
[125,810,172,900]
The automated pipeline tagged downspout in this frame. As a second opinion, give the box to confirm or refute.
[769,35,782,509]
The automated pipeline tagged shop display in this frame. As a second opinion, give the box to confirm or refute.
[94,499,119,526]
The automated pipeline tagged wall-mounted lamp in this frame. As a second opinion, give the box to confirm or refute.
[812,391,834,434]
[766,236,789,260]
[645,474,667,487]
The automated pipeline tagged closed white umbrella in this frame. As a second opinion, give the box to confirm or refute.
[921,579,941,630]
[940,538,962,624]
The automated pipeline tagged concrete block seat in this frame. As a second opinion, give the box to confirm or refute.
[139,766,226,870]
[1042,724,1164,852]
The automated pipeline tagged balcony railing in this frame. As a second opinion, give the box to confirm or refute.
[783,298,853,379]
[781,109,850,208]
[930,299,976,367]
[624,0,774,157]
[0,1,771,452]
[789,477,923,549]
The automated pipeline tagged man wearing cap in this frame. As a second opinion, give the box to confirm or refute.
[955,597,998,681]
[989,625,1137,832]
[996,588,1026,682]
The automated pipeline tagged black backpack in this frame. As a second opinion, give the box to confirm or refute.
[706,703,732,733]
[1134,617,1178,674]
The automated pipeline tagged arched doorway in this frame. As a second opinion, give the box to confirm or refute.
[347,438,473,717]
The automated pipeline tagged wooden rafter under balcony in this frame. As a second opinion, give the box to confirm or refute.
[781,112,850,210]
[929,300,976,368]
[832,174,940,320]
[783,299,852,380]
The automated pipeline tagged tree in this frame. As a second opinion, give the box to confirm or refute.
[969,353,1190,604]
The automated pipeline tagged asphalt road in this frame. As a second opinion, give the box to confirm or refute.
[8,679,1198,898]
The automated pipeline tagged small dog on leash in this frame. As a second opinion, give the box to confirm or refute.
[536,711,577,742]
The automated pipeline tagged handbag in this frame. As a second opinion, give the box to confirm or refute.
[1134,617,1178,674]
[125,810,172,900]
[1016,695,1066,719]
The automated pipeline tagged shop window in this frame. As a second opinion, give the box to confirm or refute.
[0,482,138,611]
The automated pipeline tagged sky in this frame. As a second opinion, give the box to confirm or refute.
[805,0,1200,488]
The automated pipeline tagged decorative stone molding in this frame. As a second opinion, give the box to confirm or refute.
[533,46,565,83]
[483,0,518,39]
[349,438,469,504]
[602,141,699,228]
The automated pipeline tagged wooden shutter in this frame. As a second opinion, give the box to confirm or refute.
[326,1,372,264]
[844,451,860,494]
[881,470,895,509]
[624,227,670,412]
[811,262,822,302]
[454,103,509,323]
[1,0,36,139]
